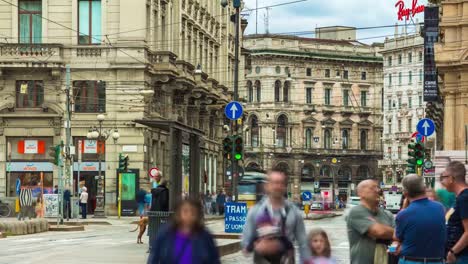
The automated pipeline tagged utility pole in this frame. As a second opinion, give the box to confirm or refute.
[65,65,72,189]
[232,0,241,202]
[57,141,64,225]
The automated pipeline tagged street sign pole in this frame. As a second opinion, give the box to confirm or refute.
[225,101,243,202]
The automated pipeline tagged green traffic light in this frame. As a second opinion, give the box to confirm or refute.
[416,159,423,166]
[234,153,242,160]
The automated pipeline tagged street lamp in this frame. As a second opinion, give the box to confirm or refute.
[87,114,120,218]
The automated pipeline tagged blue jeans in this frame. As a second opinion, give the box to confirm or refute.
[138,202,145,216]
[399,258,444,264]
[455,255,468,264]
[81,203,87,219]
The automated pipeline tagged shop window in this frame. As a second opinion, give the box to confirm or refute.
[8,172,53,197]
[16,80,44,108]
[73,80,106,113]
[78,0,102,44]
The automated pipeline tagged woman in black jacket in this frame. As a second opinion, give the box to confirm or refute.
[147,198,220,264]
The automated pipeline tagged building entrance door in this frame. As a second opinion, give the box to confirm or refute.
[75,172,102,214]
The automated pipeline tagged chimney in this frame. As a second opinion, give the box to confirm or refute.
[394,23,399,38]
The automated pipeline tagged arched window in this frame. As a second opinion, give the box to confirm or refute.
[275,80,281,102]
[337,166,352,181]
[247,81,253,102]
[274,162,290,175]
[320,165,331,178]
[283,81,290,102]
[276,115,288,148]
[301,164,314,181]
[357,165,370,178]
[360,130,367,150]
[342,129,349,149]
[324,129,332,149]
[250,115,259,147]
[255,80,261,102]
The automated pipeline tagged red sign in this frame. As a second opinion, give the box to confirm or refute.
[395,0,425,21]
[149,167,160,179]
[17,140,45,154]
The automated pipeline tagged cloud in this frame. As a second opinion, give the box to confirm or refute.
[243,0,427,43]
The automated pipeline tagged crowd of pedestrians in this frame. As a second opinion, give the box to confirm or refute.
[145,160,467,264]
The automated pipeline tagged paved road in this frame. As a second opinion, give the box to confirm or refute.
[222,215,349,264]
[0,215,349,264]
[0,220,230,264]
[0,223,146,264]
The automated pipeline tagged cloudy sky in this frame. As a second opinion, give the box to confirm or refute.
[242,0,428,43]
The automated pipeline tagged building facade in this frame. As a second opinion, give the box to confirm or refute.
[435,1,468,152]
[0,0,243,214]
[378,29,426,188]
[242,29,384,203]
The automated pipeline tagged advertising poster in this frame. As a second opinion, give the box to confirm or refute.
[121,172,136,201]
[44,194,58,217]
[182,144,190,196]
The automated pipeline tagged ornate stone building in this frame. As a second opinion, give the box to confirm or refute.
[435,1,468,153]
[0,0,243,214]
[242,29,384,203]
[378,28,426,188]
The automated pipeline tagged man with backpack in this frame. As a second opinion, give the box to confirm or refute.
[241,168,310,263]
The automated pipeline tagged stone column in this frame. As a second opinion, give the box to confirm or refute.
[444,93,456,150]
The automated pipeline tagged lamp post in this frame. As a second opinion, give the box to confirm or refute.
[87,114,120,218]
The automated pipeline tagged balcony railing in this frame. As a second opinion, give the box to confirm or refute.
[0,43,63,66]
[245,146,383,156]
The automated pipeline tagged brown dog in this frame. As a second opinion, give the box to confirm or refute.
[130,217,148,244]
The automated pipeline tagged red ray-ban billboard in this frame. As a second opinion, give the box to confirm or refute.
[395,0,425,21]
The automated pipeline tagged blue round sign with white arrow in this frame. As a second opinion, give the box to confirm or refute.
[416,118,435,137]
[225,101,243,120]
[302,191,312,201]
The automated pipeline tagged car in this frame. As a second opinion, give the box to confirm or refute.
[310,202,323,210]
[347,196,361,208]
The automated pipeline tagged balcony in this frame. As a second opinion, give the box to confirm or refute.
[147,50,178,77]
[256,147,383,157]
[0,43,63,68]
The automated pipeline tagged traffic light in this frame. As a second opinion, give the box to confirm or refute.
[118,153,125,171]
[223,136,233,160]
[407,141,425,174]
[118,153,129,171]
[48,145,61,166]
[414,142,425,166]
[233,136,243,161]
